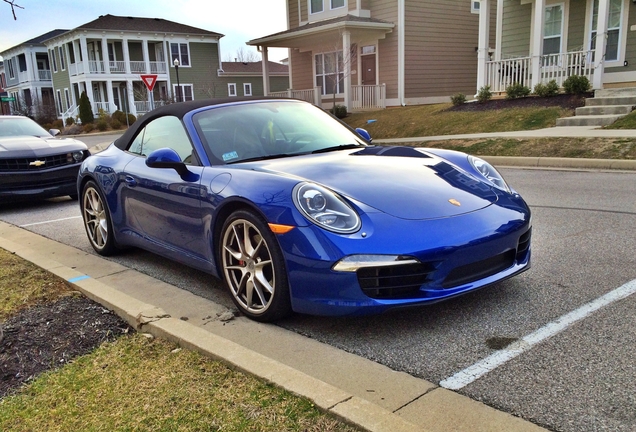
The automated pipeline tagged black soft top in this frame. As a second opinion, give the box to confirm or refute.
[113,97,287,150]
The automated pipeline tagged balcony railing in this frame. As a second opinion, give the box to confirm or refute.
[352,84,386,110]
[485,50,594,93]
[68,61,168,75]
[38,70,52,81]
[269,87,322,107]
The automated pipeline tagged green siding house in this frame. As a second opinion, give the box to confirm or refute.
[476,0,636,93]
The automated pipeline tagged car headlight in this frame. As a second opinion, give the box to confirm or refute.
[67,150,86,163]
[469,156,510,193]
[293,182,361,234]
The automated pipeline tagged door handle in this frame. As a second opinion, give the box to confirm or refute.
[125,175,137,187]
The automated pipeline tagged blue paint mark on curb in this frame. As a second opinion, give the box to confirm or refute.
[68,275,90,283]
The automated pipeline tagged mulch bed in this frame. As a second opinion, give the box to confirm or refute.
[0,295,131,398]
[446,93,591,112]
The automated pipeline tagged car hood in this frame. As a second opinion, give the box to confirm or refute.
[250,147,499,220]
[0,135,87,156]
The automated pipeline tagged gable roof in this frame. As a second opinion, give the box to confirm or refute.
[221,61,288,76]
[1,29,68,54]
[248,15,394,47]
[76,14,223,37]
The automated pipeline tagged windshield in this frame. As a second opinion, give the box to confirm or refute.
[192,100,367,164]
[0,117,51,138]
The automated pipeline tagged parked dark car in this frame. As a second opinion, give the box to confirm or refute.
[0,116,89,202]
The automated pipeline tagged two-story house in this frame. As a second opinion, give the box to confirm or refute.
[476,0,636,94]
[248,0,489,111]
[218,61,289,98]
[0,29,67,119]
[41,14,226,121]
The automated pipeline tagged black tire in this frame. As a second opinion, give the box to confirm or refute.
[220,209,292,322]
[81,180,118,256]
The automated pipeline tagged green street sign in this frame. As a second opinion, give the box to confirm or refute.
[1,96,16,102]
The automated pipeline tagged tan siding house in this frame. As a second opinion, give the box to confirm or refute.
[248,0,487,111]
[478,0,636,93]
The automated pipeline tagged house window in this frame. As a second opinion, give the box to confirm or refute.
[64,88,71,110]
[331,0,344,9]
[315,51,344,95]
[7,59,15,79]
[310,0,323,14]
[173,84,193,102]
[243,83,252,96]
[67,42,75,64]
[170,43,190,67]
[58,46,65,70]
[56,89,63,114]
[228,83,237,97]
[50,50,58,73]
[471,1,480,14]
[543,4,563,56]
[591,0,623,62]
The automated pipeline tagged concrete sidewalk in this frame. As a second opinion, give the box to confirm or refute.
[0,221,546,432]
[375,125,636,171]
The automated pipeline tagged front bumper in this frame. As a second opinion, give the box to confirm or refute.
[278,199,532,316]
[0,164,81,201]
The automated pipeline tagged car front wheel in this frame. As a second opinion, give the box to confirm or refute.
[220,210,292,322]
[81,180,117,256]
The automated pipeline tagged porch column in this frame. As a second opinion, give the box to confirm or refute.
[530,0,546,89]
[106,79,116,112]
[122,39,131,74]
[126,79,137,116]
[343,30,352,111]
[101,37,110,74]
[142,39,150,74]
[476,0,491,92]
[261,46,270,96]
[593,0,610,89]
[85,79,95,113]
[80,35,89,76]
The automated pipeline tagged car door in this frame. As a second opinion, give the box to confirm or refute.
[121,115,209,265]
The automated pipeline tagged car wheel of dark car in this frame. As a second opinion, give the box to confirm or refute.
[220,210,292,322]
[81,180,117,256]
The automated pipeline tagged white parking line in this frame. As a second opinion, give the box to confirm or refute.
[440,278,636,390]
[19,216,82,228]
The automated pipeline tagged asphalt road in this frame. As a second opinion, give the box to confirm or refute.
[1,166,635,432]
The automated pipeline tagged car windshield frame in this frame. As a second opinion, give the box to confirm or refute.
[0,117,52,138]
[191,100,367,165]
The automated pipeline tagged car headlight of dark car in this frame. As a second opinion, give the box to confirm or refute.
[293,182,361,234]
[469,156,510,193]
[67,150,89,164]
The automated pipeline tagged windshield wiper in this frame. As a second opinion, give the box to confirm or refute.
[230,153,296,164]
[311,144,364,154]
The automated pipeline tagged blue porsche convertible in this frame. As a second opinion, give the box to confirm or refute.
[78,98,531,322]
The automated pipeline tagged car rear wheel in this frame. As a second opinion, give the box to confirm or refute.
[81,180,117,256]
[220,210,292,322]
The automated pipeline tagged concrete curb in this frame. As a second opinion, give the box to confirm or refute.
[483,156,636,171]
[0,221,547,432]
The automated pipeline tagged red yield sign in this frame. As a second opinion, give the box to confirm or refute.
[140,74,158,92]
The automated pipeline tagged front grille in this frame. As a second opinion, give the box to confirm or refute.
[0,153,75,172]
[358,262,436,299]
[516,228,532,261]
[442,250,516,288]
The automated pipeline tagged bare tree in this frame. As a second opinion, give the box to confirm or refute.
[3,0,23,20]
[318,32,357,114]
[223,46,261,63]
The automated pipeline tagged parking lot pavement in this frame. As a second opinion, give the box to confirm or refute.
[0,220,547,432]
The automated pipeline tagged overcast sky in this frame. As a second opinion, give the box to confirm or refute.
[0,0,288,62]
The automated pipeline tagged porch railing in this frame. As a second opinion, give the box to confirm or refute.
[130,61,147,73]
[150,61,167,74]
[109,61,126,73]
[269,87,322,107]
[38,70,52,81]
[485,50,594,93]
[62,105,79,126]
[351,84,386,110]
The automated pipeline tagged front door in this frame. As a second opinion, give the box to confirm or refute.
[361,54,376,85]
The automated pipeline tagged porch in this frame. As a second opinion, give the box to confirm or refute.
[485,50,594,93]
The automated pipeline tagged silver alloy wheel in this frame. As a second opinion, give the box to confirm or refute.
[83,185,109,251]
[222,218,275,315]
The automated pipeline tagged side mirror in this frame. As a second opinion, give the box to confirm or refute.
[146,148,189,177]
[355,128,372,143]
[49,128,61,136]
